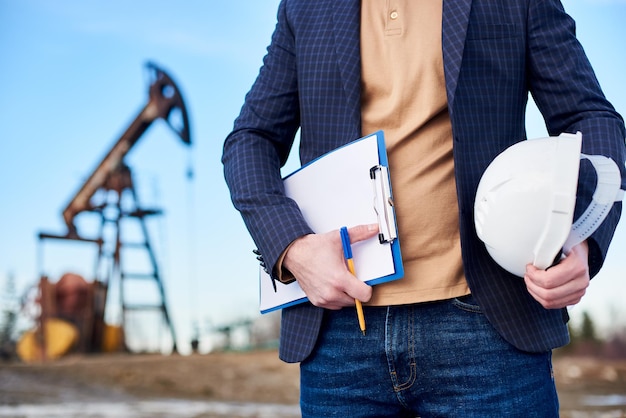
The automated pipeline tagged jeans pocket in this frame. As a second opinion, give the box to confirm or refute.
[452,294,482,314]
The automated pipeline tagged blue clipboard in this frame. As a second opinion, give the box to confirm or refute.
[259,131,404,313]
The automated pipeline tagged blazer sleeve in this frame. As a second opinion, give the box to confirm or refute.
[526,0,626,276]
[222,0,314,279]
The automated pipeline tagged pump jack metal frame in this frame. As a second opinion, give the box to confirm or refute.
[38,62,191,354]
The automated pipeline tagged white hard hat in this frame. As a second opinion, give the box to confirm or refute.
[474,132,623,277]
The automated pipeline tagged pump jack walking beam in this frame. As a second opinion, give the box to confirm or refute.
[60,62,191,239]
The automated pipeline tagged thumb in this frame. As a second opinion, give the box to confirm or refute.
[347,223,380,244]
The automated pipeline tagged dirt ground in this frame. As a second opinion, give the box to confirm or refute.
[1,350,625,416]
[0,350,300,406]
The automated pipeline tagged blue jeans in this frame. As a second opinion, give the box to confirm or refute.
[300,295,559,417]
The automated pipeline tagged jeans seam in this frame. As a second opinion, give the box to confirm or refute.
[386,307,417,398]
[396,307,417,391]
[452,297,482,314]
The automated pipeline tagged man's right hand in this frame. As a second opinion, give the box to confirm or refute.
[283,224,379,310]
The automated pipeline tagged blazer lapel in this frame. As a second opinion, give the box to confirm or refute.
[442,0,472,112]
[332,0,362,133]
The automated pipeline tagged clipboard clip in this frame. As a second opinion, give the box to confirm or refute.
[370,165,397,244]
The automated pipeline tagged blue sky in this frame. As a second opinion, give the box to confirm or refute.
[1,0,625,353]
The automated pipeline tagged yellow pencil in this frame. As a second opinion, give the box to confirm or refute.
[340,227,366,335]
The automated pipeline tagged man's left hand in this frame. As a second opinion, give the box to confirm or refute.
[524,241,590,309]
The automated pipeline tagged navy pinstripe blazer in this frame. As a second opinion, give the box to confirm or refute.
[223,0,626,363]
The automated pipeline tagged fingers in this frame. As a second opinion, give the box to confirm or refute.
[342,274,373,304]
[312,227,373,307]
[524,243,590,309]
[312,279,371,310]
[302,266,372,310]
[342,224,377,302]
[524,266,588,308]
[283,225,376,310]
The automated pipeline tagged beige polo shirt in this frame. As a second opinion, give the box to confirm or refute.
[361,0,469,305]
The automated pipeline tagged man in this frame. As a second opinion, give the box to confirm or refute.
[222,0,626,416]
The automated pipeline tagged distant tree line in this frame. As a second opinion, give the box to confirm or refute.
[558,311,626,359]
[0,273,18,361]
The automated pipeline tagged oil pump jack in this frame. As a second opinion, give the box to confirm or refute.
[31,62,191,358]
